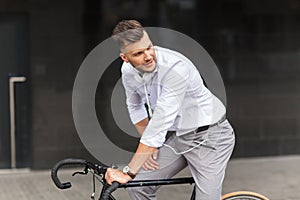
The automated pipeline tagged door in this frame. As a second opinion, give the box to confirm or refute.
[0,15,31,168]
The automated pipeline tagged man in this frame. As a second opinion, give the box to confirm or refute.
[105,19,235,200]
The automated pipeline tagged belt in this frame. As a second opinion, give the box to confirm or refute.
[195,115,227,133]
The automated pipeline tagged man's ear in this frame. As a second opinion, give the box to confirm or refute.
[120,53,129,63]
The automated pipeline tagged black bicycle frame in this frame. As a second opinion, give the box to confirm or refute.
[51,158,196,200]
[120,177,194,188]
[99,177,196,200]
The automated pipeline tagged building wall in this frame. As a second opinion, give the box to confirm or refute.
[0,0,299,168]
[29,0,93,168]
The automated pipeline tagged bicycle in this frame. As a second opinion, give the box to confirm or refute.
[51,158,269,200]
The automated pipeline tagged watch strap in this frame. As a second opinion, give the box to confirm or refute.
[126,171,136,179]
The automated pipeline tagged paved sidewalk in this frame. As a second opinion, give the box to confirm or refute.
[0,155,299,200]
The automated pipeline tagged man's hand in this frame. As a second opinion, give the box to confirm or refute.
[105,168,132,185]
[143,148,159,170]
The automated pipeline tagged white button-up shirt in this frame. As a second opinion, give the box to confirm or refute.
[121,46,225,147]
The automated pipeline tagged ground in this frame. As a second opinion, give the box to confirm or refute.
[0,155,299,200]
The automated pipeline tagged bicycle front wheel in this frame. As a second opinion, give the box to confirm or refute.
[222,191,269,200]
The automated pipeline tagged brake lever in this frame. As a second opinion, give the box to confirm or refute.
[72,166,89,176]
[72,171,87,176]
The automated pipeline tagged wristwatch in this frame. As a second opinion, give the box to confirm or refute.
[122,165,136,179]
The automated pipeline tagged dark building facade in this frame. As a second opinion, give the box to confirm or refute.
[0,0,299,169]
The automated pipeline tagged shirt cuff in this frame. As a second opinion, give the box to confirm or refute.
[140,133,166,148]
[130,110,148,124]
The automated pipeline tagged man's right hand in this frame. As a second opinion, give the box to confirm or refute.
[142,148,159,170]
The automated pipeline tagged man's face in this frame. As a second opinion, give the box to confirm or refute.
[120,31,156,73]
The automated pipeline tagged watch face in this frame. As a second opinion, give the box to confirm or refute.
[123,166,130,173]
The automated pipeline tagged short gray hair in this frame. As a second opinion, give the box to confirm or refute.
[112,20,145,52]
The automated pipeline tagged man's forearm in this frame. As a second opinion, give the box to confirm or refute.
[128,142,157,174]
[135,117,149,136]
[129,117,157,174]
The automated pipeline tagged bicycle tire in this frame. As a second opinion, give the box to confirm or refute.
[222,191,269,200]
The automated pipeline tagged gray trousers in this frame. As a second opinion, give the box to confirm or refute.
[127,119,235,200]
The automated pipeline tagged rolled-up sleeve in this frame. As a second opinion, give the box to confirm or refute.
[122,76,148,124]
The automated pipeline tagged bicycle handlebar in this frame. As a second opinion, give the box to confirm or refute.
[51,158,88,189]
[100,182,120,200]
[51,158,120,199]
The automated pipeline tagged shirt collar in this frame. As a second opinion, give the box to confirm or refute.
[129,63,158,83]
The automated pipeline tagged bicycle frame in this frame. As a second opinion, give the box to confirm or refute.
[100,177,196,200]
[51,158,196,200]
[51,158,269,200]
[120,177,194,188]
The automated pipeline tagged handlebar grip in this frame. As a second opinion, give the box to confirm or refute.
[51,158,87,190]
[101,182,120,200]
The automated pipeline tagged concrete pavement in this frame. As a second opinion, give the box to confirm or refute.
[1,155,300,200]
